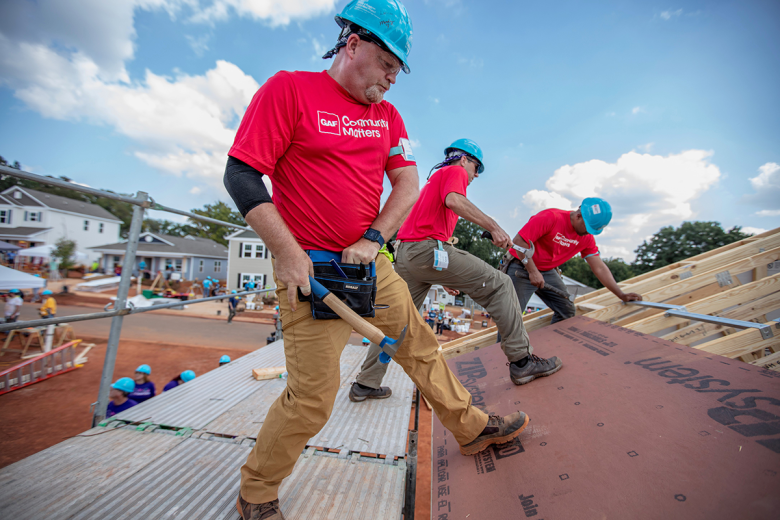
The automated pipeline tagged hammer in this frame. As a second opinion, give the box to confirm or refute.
[309,277,407,364]
[482,231,575,303]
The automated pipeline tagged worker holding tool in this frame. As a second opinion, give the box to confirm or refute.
[507,198,642,322]
[352,139,563,396]
[224,2,529,518]
[129,364,156,403]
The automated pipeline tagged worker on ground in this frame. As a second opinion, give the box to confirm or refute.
[107,377,138,417]
[4,289,23,323]
[228,290,240,323]
[507,198,642,322]
[352,139,562,398]
[244,278,256,291]
[224,3,528,518]
[38,289,56,318]
[203,277,212,298]
[32,274,42,303]
[219,355,231,367]
[163,370,195,392]
[129,364,156,403]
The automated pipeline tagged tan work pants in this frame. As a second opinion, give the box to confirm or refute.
[240,254,488,503]
[356,240,532,389]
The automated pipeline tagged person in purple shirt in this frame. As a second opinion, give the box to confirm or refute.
[128,364,156,403]
[107,377,138,417]
[163,370,196,392]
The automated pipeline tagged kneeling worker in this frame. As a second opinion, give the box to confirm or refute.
[506,198,642,322]
[350,139,563,401]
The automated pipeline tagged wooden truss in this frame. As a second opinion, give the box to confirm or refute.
[441,227,780,368]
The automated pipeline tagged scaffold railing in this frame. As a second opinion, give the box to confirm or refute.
[0,164,273,425]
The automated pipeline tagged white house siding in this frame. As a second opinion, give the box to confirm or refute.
[226,234,274,291]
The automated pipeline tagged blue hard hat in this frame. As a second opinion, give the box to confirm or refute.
[135,364,151,375]
[180,370,196,382]
[362,337,371,344]
[219,355,231,364]
[334,0,414,74]
[581,197,612,235]
[111,377,136,393]
[231,290,237,294]
[10,289,20,294]
[42,290,53,295]
[445,138,485,173]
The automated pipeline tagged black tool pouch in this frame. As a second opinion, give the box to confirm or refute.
[298,252,377,320]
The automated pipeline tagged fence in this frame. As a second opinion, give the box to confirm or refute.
[0,164,274,425]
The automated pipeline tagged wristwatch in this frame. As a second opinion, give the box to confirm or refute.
[362,228,385,248]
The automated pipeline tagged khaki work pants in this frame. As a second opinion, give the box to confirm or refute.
[356,240,532,389]
[240,254,488,503]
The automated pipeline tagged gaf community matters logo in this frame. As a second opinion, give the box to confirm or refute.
[318,111,340,135]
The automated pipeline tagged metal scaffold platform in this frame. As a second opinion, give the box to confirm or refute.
[0,340,415,519]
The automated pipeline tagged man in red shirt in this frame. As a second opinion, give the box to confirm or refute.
[507,198,642,326]
[351,138,565,400]
[224,2,529,518]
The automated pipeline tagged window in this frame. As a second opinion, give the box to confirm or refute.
[214,261,222,273]
[99,223,104,233]
[24,211,42,222]
[198,259,204,273]
[165,259,183,272]
[240,273,265,288]
[0,210,10,224]
[240,242,267,258]
[83,220,89,231]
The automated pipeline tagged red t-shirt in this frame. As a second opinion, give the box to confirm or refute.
[510,208,599,271]
[229,70,416,251]
[397,165,468,242]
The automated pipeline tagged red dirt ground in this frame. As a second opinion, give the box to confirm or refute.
[0,337,252,469]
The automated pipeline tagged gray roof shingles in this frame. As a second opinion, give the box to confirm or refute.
[0,187,122,222]
[91,233,228,258]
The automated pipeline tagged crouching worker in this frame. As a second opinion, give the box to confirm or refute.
[506,198,642,323]
[129,364,156,403]
[352,138,563,398]
[163,370,195,392]
[38,289,56,318]
[223,2,529,517]
[107,377,138,417]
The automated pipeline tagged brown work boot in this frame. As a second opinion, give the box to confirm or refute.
[509,354,563,385]
[236,493,285,520]
[349,382,392,402]
[459,411,529,456]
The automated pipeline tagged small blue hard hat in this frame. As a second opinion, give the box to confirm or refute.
[111,377,136,393]
[42,290,53,295]
[362,337,371,344]
[135,364,151,375]
[219,355,231,364]
[581,197,612,235]
[444,138,484,173]
[231,290,237,294]
[180,370,196,382]
[334,0,414,74]
[10,289,20,294]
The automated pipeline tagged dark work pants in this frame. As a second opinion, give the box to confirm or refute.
[507,262,576,324]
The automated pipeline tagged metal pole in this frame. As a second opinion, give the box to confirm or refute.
[92,192,147,426]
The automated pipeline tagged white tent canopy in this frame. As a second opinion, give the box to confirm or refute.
[17,244,88,262]
[0,265,46,290]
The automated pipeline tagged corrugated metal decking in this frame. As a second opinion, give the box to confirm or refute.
[0,428,184,520]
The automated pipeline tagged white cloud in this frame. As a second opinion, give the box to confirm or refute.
[631,106,645,115]
[311,36,328,61]
[756,209,780,217]
[746,162,780,211]
[636,142,654,152]
[190,186,203,195]
[660,9,683,20]
[741,226,767,235]
[186,33,211,56]
[0,0,351,189]
[606,112,616,117]
[524,150,721,260]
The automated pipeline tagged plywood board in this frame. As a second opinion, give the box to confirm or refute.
[431,316,780,520]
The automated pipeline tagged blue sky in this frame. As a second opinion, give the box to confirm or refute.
[1,0,778,259]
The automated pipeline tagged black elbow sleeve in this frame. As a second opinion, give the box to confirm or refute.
[223,156,273,218]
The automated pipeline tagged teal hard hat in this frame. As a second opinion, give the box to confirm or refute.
[333,0,413,74]
[231,290,237,294]
[362,337,371,344]
[180,370,196,383]
[42,290,53,295]
[10,289,20,294]
[219,355,231,364]
[444,139,485,173]
[111,377,136,394]
[581,197,612,235]
[135,364,151,375]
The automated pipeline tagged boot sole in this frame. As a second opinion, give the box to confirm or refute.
[510,362,563,385]
[348,390,393,402]
[459,413,530,456]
